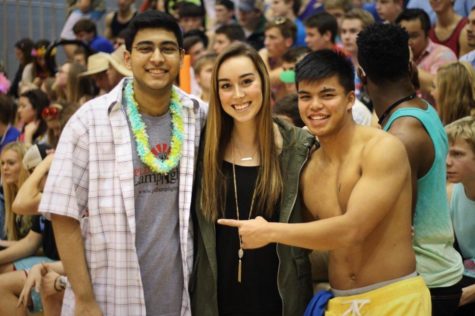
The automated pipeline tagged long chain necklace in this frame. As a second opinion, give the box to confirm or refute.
[124,80,184,174]
[232,142,257,283]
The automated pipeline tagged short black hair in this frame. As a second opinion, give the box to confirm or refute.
[296,49,355,93]
[273,94,305,127]
[184,29,209,48]
[124,10,183,50]
[304,12,338,43]
[73,19,97,36]
[357,23,410,83]
[215,24,246,42]
[19,89,49,139]
[216,0,235,11]
[282,46,311,64]
[177,2,205,18]
[395,9,431,36]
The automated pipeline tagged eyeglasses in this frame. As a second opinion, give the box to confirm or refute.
[133,43,181,56]
[42,106,60,120]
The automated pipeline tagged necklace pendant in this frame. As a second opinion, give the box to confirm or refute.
[238,248,244,259]
[240,157,253,161]
[238,258,242,283]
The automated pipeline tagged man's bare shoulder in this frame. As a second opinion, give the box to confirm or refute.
[358,126,408,166]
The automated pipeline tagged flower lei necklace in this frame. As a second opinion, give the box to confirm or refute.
[124,81,184,174]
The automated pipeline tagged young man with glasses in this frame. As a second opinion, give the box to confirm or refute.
[40,10,207,316]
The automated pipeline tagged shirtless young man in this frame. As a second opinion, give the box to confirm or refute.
[219,50,431,315]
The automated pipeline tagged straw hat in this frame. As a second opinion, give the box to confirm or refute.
[106,45,132,77]
[79,52,109,76]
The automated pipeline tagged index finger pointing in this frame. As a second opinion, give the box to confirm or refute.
[217,219,241,227]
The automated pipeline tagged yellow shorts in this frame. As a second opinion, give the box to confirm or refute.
[325,276,431,315]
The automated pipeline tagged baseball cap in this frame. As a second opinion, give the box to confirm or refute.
[239,0,263,12]
[23,143,52,171]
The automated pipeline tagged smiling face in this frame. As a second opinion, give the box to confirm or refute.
[446,138,475,184]
[218,56,263,125]
[298,75,355,137]
[1,149,22,186]
[124,28,183,97]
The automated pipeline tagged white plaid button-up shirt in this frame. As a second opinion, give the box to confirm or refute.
[40,79,207,316]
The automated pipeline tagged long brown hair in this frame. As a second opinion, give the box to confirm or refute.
[437,61,475,124]
[1,142,31,240]
[200,43,283,221]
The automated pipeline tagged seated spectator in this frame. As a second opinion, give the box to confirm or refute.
[193,53,216,102]
[0,143,31,248]
[279,46,310,95]
[260,17,296,100]
[446,116,475,315]
[214,0,236,29]
[376,0,403,24]
[212,24,246,54]
[60,0,106,59]
[8,39,34,99]
[323,0,353,33]
[72,45,88,66]
[340,8,374,100]
[20,40,53,91]
[237,0,267,50]
[460,6,475,67]
[432,61,475,124]
[177,2,205,33]
[396,9,457,105]
[79,53,113,94]
[73,18,114,54]
[270,0,306,46]
[304,12,340,52]
[0,95,20,153]
[17,89,49,146]
[272,93,305,127]
[429,0,469,57]
[0,146,61,315]
[104,0,137,41]
[54,62,95,104]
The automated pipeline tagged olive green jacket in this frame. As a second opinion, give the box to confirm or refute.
[190,119,315,316]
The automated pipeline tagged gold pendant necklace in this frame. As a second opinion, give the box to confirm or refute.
[232,142,257,283]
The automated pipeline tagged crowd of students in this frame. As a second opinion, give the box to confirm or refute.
[0,0,474,315]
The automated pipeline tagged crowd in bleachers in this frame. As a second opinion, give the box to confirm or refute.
[0,0,474,315]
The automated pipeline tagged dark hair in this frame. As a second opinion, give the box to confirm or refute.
[0,94,16,125]
[304,12,338,43]
[177,2,205,18]
[73,19,97,36]
[273,94,305,127]
[183,35,206,53]
[14,38,34,65]
[296,49,355,93]
[215,24,246,42]
[19,89,49,140]
[357,23,410,83]
[216,0,235,10]
[395,9,431,36]
[282,46,311,63]
[184,29,209,48]
[124,10,183,50]
[265,17,297,43]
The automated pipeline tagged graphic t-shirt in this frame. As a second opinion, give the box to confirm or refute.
[126,106,183,316]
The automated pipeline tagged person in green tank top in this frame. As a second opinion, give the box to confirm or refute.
[357,23,464,316]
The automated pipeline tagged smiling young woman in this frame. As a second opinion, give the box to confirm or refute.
[191,42,315,316]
